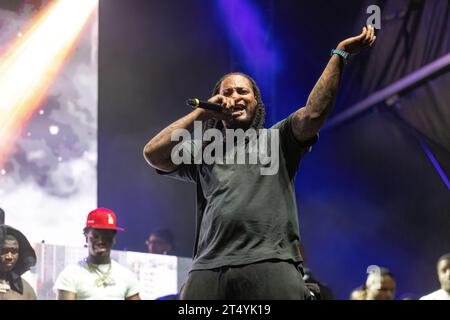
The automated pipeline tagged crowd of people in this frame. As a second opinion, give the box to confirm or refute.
[348,257,450,301]
[1,206,449,300]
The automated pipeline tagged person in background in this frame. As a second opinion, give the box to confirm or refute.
[420,253,450,300]
[0,224,37,300]
[365,266,396,300]
[54,208,140,300]
[146,228,174,255]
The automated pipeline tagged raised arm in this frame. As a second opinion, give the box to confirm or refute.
[292,25,376,142]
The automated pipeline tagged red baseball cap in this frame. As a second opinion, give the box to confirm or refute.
[85,208,124,231]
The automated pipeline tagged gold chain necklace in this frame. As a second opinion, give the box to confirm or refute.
[85,259,115,287]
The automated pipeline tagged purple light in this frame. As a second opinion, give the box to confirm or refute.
[420,141,450,190]
[216,0,280,73]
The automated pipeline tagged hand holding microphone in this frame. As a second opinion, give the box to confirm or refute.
[187,95,245,120]
[186,98,222,112]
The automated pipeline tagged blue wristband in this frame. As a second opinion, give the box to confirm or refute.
[331,49,350,64]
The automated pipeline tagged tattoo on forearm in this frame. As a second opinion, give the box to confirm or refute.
[306,56,343,116]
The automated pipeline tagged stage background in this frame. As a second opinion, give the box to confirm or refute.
[0,1,98,247]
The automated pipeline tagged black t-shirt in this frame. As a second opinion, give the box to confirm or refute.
[158,114,317,270]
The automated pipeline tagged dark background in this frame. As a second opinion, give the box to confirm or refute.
[99,0,450,299]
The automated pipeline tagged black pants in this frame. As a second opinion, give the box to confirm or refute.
[180,260,314,300]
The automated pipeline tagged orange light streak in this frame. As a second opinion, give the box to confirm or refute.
[0,0,98,169]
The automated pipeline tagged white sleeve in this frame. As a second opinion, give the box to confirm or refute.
[54,265,79,294]
[419,291,435,300]
[125,269,140,298]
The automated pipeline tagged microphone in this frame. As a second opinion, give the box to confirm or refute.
[186,98,222,112]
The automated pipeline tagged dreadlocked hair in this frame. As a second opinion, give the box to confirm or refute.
[203,72,266,135]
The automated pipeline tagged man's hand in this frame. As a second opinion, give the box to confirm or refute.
[204,94,244,121]
[337,25,376,55]
[144,94,237,173]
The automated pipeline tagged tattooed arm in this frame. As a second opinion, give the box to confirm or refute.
[292,25,376,142]
[143,95,236,172]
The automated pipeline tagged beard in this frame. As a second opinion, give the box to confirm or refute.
[223,105,260,130]
[223,116,252,130]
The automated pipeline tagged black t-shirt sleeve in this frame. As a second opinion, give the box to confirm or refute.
[155,164,198,183]
[271,113,318,178]
[155,140,199,183]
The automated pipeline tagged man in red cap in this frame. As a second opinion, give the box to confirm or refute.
[54,208,140,300]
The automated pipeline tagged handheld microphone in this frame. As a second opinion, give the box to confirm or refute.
[186,98,222,112]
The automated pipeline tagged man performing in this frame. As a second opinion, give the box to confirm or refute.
[0,225,37,300]
[54,208,140,300]
[144,26,376,299]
